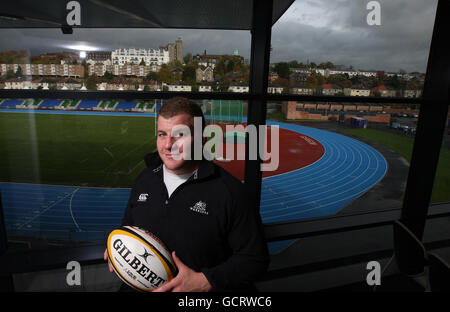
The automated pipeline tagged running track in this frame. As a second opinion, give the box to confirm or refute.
[0,110,387,252]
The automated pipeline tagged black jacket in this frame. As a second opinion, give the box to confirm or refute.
[121,152,269,291]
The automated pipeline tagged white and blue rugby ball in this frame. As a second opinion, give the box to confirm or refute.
[107,226,176,292]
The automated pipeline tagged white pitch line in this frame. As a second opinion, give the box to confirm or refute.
[69,188,81,232]
[16,190,74,230]
[103,138,152,172]
[104,147,114,159]
[127,160,144,175]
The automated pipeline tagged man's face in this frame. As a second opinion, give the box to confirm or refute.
[157,113,196,174]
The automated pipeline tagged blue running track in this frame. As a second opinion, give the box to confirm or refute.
[261,121,387,222]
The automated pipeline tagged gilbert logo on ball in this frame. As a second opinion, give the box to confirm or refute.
[107,226,176,292]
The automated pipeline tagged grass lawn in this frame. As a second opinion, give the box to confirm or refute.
[340,128,450,203]
[0,112,157,188]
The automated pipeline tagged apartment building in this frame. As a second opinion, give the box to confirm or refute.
[111,48,169,66]
[88,64,160,77]
[0,63,84,78]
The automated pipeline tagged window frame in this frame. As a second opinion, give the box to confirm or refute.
[0,0,449,278]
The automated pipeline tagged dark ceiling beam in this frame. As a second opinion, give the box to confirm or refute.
[244,0,273,210]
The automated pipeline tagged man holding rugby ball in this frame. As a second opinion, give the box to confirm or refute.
[105,97,269,292]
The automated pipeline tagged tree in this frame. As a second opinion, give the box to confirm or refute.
[218,80,230,92]
[327,74,351,88]
[183,53,192,64]
[85,74,99,90]
[288,60,300,68]
[215,59,226,78]
[103,71,115,82]
[15,65,23,78]
[144,71,158,82]
[158,64,173,84]
[182,64,196,84]
[169,60,183,69]
[226,59,235,73]
[367,77,382,89]
[274,62,290,79]
[384,75,400,89]
[139,58,146,66]
[5,69,15,80]
[306,73,325,88]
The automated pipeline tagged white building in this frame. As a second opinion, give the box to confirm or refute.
[228,84,249,93]
[4,79,32,89]
[343,87,371,97]
[199,85,212,92]
[326,69,360,78]
[111,48,169,66]
[268,86,284,94]
[86,59,112,67]
[403,89,422,98]
[168,82,192,92]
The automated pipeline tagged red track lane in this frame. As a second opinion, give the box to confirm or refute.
[212,124,325,181]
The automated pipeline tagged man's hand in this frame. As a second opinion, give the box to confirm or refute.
[153,251,212,292]
[104,248,114,273]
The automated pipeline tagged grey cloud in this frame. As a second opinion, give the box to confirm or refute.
[0,28,251,59]
[270,0,438,72]
[0,0,438,73]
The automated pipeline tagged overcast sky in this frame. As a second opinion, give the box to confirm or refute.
[0,0,438,73]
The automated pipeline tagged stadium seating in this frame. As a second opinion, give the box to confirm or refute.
[96,100,117,111]
[59,99,71,108]
[38,99,61,109]
[68,100,80,109]
[146,102,155,112]
[134,101,155,112]
[58,99,79,110]
[0,99,23,108]
[78,100,100,110]
[136,101,146,110]
[115,101,137,111]
[21,98,42,108]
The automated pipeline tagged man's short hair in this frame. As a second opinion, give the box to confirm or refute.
[158,97,205,130]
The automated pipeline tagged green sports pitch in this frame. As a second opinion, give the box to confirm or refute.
[202,99,244,124]
[340,128,450,203]
[0,112,157,188]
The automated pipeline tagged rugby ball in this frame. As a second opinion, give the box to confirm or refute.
[107,226,176,292]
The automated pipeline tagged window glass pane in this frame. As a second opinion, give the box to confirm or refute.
[0,28,250,92]
[0,26,251,251]
[0,97,248,251]
[264,0,438,255]
[263,100,424,253]
[269,0,437,98]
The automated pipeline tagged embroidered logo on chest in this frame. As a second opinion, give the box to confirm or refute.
[138,193,149,202]
[189,201,208,215]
